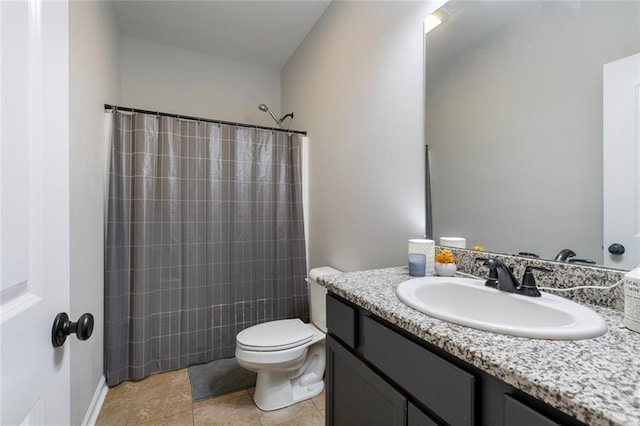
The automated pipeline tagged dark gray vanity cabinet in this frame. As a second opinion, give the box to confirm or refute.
[327,335,407,425]
[325,293,585,426]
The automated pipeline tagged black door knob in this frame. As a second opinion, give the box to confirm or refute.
[51,312,94,348]
[608,243,626,255]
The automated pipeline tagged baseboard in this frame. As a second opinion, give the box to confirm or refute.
[81,375,108,426]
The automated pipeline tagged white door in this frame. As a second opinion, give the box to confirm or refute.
[0,1,71,424]
[603,52,640,270]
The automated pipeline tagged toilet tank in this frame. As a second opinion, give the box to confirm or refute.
[307,266,342,333]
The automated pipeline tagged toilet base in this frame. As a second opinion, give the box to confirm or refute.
[252,342,325,411]
[253,373,324,411]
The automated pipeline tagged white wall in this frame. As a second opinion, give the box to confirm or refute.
[69,1,120,424]
[282,1,442,272]
[120,36,282,127]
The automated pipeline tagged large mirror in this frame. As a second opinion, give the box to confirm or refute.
[426,0,640,269]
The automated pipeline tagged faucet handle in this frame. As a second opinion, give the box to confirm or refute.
[567,258,596,264]
[475,257,499,288]
[520,266,553,297]
[518,251,540,258]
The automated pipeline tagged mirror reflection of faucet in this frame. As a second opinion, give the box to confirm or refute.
[553,249,596,264]
[554,249,577,261]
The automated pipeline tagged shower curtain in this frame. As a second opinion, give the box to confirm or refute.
[104,111,308,386]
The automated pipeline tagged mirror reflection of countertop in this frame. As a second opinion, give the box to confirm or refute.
[318,267,640,426]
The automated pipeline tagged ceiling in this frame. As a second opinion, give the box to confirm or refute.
[112,1,332,70]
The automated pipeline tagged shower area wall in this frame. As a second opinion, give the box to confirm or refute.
[104,111,308,386]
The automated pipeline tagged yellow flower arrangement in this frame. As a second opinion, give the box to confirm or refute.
[472,246,484,252]
[435,249,455,264]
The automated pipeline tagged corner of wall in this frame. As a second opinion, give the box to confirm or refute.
[69,1,121,424]
[281,1,440,272]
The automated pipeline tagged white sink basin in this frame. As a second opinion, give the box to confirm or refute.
[396,277,607,340]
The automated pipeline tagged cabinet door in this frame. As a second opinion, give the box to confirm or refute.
[362,316,476,426]
[408,402,441,426]
[327,335,406,426]
[504,395,561,426]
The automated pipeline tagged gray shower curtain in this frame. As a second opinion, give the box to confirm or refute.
[105,112,308,386]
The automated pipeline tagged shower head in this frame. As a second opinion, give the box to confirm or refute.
[258,103,285,128]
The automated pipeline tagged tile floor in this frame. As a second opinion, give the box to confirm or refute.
[96,368,325,426]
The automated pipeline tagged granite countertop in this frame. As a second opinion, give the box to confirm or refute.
[318,267,640,426]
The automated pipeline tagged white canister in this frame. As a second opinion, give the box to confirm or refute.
[624,268,640,333]
[439,237,466,249]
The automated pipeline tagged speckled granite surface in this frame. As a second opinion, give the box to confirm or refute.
[318,267,640,426]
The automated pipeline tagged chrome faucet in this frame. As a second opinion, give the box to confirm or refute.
[477,258,552,297]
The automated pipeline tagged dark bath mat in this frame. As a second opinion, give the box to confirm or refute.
[188,357,256,402]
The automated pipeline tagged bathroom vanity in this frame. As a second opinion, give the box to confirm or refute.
[319,267,640,426]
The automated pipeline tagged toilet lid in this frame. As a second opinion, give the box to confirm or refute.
[236,319,313,352]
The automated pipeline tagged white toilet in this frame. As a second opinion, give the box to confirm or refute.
[235,266,341,411]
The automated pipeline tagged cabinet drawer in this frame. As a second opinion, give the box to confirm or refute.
[504,395,561,426]
[326,294,357,348]
[362,316,476,426]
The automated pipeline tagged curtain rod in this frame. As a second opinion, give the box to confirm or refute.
[104,104,307,136]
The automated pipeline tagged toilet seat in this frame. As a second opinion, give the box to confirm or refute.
[236,319,314,352]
